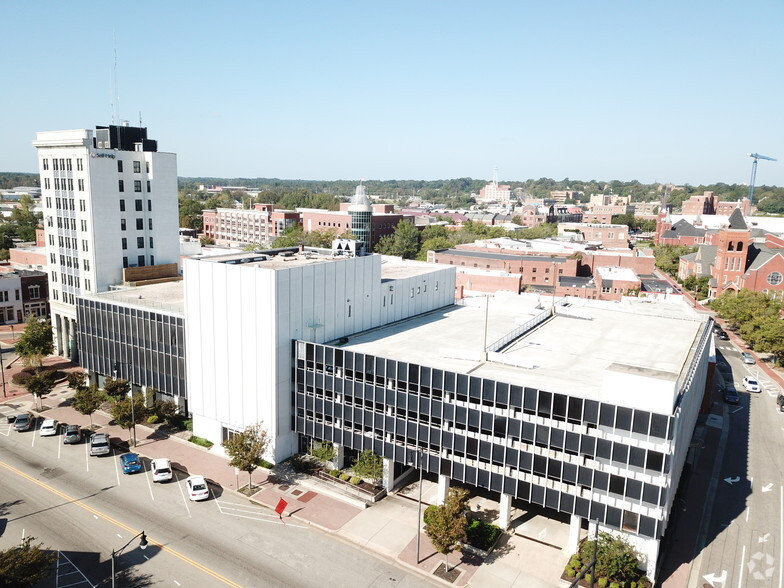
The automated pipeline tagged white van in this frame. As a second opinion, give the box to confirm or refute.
[151,458,173,482]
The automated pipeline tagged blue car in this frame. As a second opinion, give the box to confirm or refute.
[120,453,142,474]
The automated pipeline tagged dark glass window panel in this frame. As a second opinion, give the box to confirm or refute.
[650,413,667,439]
[560,493,575,514]
[552,393,567,421]
[531,484,545,506]
[496,382,509,406]
[537,391,552,418]
[493,416,506,437]
[580,435,596,458]
[609,475,625,495]
[518,481,531,501]
[522,421,535,443]
[562,463,577,484]
[565,432,580,455]
[519,452,532,473]
[578,467,593,487]
[568,397,583,424]
[647,450,664,473]
[593,471,609,491]
[629,446,645,468]
[642,484,659,505]
[606,506,622,528]
[615,407,632,431]
[575,497,590,517]
[599,404,615,427]
[469,376,481,399]
[523,387,537,414]
[625,478,642,500]
[639,516,656,538]
[632,410,650,435]
[466,437,478,457]
[510,385,523,409]
[584,400,599,424]
[492,445,504,465]
[550,428,564,450]
[612,444,629,465]
[596,439,612,460]
[547,460,562,480]
[545,488,560,509]
[479,442,491,461]
[535,425,549,447]
[533,455,547,476]
[590,502,606,522]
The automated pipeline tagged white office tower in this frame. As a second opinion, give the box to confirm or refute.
[33,124,180,360]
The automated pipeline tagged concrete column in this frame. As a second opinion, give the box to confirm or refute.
[332,443,345,470]
[69,318,78,363]
[382,457,394,492]
[62,317,70,358]
[497,493,512,530]
[54,314,64,357]
[436,474,450,505]
[567,515,582,554]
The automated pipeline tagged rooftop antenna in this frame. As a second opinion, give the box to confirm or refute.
[493,166,499,186]
[111,32,120,125]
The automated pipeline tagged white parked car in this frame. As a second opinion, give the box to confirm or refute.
[151,458,173,483]
[39,419,59,437]
[185,475,209,501]
[742,377,761,393]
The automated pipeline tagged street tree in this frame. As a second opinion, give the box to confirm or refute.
[103,376,130,397]
[423,487,470,572]
[72,384,103,427]
[66,370,87,390]
[221,422,270,490]
[110,392,148,445]
[351,450,383,483]
[15,315,53,368]
[0,536,57,587]
[23,371,55,410]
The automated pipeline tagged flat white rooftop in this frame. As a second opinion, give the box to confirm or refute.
[83,280,185,316]
[340,293,706,409]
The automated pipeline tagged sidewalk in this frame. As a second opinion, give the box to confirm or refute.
[4,379,569,587]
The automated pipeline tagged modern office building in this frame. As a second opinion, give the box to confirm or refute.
[33,123,180,360]
[201,204,300,247]
[183,248,456,462]
[76,280,186,408]
[292,294,711,580]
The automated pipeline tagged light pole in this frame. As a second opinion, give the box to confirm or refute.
[111,530,147,588]
[113,361,136,447]
[408,449,424,564]
[0,344,6,398]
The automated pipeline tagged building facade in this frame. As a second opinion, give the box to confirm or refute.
[33,124,180,360]
[201,204,300,247]
[292,296,711,580]
[76,281,186,408]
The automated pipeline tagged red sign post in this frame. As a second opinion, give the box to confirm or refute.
[275,498,288,520]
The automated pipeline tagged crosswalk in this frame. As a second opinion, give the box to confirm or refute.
[53,551,96,588]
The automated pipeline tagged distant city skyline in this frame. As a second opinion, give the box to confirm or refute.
[3,1,782,187]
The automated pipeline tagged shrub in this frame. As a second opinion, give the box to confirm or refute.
[258,458,274,469]
[147,415,159,424]
[569,555,581,570]
[329,469,340,477]
[610,583,620,588]
[11,371,33,386]
[565,567,576,579]
[466,519,503,550]
[349,476,361,485]
[289,455,315,474]
[184,419,193,431]
[598,578,608,588]
[309,441,335,461]
[188,435,213,448]
[585,573,593,585]
[339,472,351,481]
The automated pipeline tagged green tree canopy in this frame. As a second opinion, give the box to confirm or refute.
[24,371,56,410]
[221,422,270,490]
[423,487,470,571]
[0,536,57,587]
[72,384,103,427]
[15,315,53,368]
[374,220,420,259]
[351,450,383,483]
[110,391,149,445]
[103,377,131,397]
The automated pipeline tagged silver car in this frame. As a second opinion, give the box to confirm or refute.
[89,433,111,456]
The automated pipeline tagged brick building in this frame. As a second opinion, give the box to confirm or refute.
[202,204,300,247]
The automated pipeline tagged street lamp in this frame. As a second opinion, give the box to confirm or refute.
[113,361,136,447]
[111,530,147,588]
[408,449,424,564]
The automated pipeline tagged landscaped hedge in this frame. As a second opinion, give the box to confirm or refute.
[466,519,503,551]
[188,435,214,448]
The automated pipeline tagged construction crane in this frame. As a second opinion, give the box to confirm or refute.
[747,152,777,206]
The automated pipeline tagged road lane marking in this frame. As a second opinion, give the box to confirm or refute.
[176,472,191,518]
[58,550,96,588]
[143,460,154,501]
[780,485,783,588]
[739,544,746,588]
[113,447,121,486]
[0,460,241,587]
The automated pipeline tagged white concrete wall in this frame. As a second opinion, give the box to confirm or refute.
[184,254,456,462]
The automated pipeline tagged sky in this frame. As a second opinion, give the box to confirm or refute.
[2,1,783,186]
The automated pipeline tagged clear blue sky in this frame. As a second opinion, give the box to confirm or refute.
[3,1,783,186]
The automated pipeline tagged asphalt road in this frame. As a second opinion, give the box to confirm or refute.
[0,419,432,587]
[692,342,784,588]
